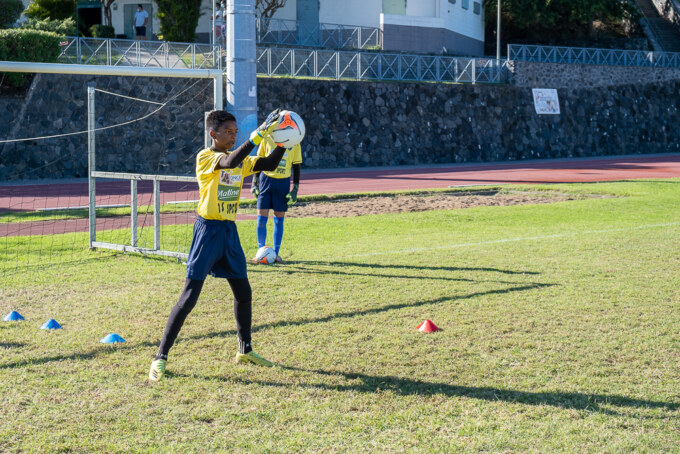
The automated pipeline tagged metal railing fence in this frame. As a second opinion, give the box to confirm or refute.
[58,37,223,70]
[56,37,508,84]
[257,47,508,84]
[508,44,680,69]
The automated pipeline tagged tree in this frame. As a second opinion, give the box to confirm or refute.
[0,0,24,28]
[155,0,203,42]
[101,0,116,27]
[256,0,287,19]
[24,0,76,21]
[483,0,639,45]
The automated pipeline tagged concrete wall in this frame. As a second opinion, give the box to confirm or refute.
[381,14,484,55]
[406,0,437,17]
[320,0,382,27]
[442,0,484,42]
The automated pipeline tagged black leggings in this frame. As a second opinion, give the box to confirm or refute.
[156,277,252,358]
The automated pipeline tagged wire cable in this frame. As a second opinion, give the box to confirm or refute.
[94,88,165,105]
[0,78,208,144]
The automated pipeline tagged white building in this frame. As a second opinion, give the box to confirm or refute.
[86,0,485,56]
[272,0,485,55]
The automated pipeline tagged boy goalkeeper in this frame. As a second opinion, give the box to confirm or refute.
[149,109,286,381]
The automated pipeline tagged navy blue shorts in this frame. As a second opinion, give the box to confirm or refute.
[185,216,248,280]
[257,174,291,213]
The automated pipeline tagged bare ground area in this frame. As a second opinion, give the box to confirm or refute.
[281,190,590,218]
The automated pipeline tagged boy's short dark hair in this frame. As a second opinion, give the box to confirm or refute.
[137,4,143,8]
[206,110,237,132]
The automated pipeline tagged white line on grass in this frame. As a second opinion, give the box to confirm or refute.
[342,221,680,258]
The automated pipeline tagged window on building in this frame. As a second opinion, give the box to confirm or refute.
[462,0,469,10]
[473,1,480,14]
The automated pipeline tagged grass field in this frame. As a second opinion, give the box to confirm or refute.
[1,180,679,453]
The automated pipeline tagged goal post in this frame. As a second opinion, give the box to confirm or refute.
[0,60,226,270]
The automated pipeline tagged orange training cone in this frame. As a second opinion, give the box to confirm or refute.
[417,319,439,333]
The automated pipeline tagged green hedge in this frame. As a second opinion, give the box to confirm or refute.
[0,29,62,88]
[90,24,115,38]
[21,17,77,36]
[0,0,24,28]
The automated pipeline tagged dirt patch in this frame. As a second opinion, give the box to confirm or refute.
[284,190,585,218]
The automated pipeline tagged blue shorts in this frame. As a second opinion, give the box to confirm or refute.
[185,216,248,280]
[257,174,291,213]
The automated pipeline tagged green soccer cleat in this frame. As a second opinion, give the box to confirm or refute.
[235,350,274,367]
[148,359,167,381]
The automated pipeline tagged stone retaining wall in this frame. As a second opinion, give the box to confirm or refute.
[1,66,678,181]
[509,60,680,88]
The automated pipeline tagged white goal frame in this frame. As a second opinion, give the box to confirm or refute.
[1,60,224,260]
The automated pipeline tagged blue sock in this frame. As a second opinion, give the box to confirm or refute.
[256,215,268,248]
[273,216,284,255]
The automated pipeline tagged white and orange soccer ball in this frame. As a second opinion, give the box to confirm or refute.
[270,110,305,147]
[255,246,277,265]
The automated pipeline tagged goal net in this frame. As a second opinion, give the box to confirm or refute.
[0,65,219,279]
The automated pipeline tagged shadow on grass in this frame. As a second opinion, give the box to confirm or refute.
[0,284,552,370]
[263,267,525,285]
[174,366,678,416]
[0,342,26,349]
[265,260,540,275]
[191,283,554,342]
[290,367,678,414]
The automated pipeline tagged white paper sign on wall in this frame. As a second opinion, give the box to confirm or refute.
[532,88,560,115]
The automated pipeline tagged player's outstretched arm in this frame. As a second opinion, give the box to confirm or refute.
[253,146,286,172]
[215,140,254,169]
[215,108,282,170]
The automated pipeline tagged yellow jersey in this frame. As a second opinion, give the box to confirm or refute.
[195,148,258,221]
[256,136,302,179]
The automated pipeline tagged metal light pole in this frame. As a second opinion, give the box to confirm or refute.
[211,1,216,49]
[226,0,258,147]
[496,0,501,62]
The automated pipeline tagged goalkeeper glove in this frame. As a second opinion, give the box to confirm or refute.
[286,184,299,205]
[249,108,281,146]
[250,175,260,197]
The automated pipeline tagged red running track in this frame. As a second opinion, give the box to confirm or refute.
[2,154,680,236]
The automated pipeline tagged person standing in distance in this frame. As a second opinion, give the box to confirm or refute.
[213,2,223,39]
[250,135,302,264]
[133,4,149,41]
[148,109,287,382]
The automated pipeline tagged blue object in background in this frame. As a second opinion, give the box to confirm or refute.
[100,333,126,344]
[40,319,62,330]
[241,114,259,156]
[3,311,25,321]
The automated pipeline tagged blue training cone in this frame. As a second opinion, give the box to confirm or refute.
[100,333,126,344]
[3,311,25,321]
[40,319,62,330]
